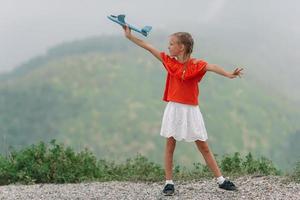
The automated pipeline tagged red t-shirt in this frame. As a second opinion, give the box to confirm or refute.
[160,52,207,105]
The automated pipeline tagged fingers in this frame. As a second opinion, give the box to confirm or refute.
[233,67,244,78]
[234,67,244,73]
[123,25,132,36]
[238,68,244,75]
[122,25,129,33]
[122,25,128,31]
[122,25,132,39]
[239,68,244,77]
[235,67,244,73]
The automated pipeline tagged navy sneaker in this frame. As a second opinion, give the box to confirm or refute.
[162,184,175,196]
[218,180,237,191]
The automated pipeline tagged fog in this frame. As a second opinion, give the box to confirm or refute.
[1,0,299,75]
[1,0,300,171]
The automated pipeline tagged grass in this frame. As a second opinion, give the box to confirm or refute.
[0,140,291,186]
[287,161,300,183]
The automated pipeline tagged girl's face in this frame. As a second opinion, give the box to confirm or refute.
[168,36,184,57]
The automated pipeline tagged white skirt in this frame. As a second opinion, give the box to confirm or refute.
[160,101,208,142]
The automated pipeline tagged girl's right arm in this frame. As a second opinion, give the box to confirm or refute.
[123,25,162,62]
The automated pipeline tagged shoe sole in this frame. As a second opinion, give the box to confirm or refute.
[163,192,175,196]
[219,187,238,191]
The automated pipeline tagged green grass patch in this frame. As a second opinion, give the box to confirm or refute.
[288,161,300,183]
[220,152,281,177]
[0,140,283,185]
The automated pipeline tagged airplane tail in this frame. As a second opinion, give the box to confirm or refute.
[117,14,126,23]
[142,26,152,33]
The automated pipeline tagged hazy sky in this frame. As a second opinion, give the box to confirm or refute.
[1,0,299,73]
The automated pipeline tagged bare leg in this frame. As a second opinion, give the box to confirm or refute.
[195,140,222,177]
[164,137,176,180]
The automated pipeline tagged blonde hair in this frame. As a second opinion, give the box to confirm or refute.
[171,32,194,56]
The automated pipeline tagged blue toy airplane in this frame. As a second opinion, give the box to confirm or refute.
[107,14,152,37]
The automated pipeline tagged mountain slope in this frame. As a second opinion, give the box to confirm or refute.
[0,35,299,169]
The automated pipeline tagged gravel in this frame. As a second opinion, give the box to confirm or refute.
[0,176,299,200]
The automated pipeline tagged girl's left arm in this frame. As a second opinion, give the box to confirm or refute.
[205,64,244,79]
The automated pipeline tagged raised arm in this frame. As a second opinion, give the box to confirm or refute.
[123,25,161,62]
[205,63,244,79]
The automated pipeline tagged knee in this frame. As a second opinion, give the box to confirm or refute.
[196,141,210,154]
[166,143,176,154]
[166,139,176,154]
[201,146,210,154]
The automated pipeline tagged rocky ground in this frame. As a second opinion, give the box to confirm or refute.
[0,176,299,200]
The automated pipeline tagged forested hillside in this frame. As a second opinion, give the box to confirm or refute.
[0,35,299,169]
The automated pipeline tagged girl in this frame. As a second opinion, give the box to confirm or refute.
[122,25,243,195]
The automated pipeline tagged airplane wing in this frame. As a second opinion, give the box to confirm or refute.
[107,14,152,37]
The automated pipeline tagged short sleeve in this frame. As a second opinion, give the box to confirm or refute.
[182,60,207,80]
[160,52,181,75]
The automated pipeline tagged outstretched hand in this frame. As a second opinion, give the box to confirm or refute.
[228,67,244,79]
